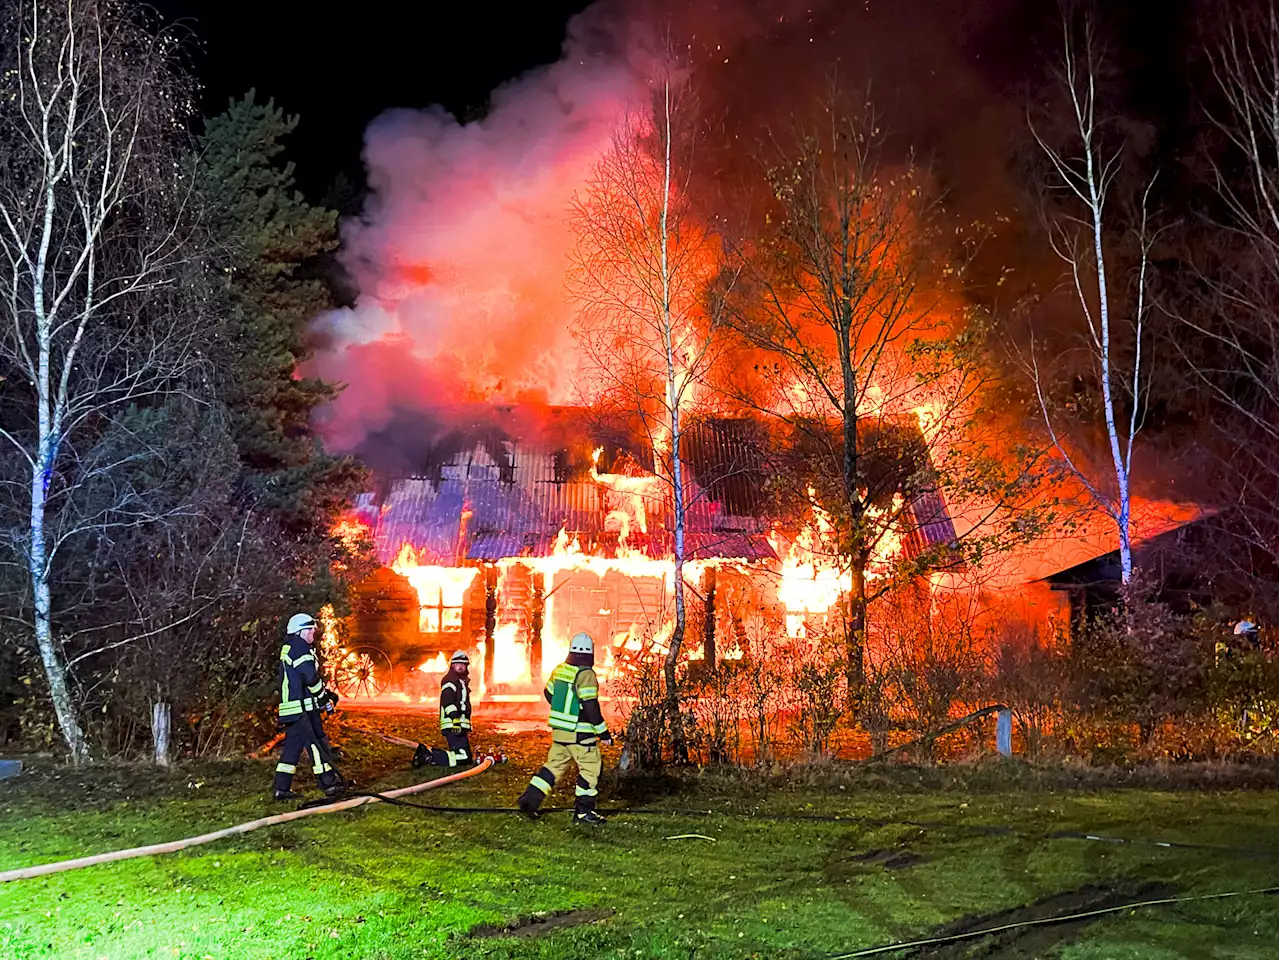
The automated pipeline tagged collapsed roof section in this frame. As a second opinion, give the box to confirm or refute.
[353,415,958,569]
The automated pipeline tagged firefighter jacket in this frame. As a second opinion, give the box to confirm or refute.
[278,634,326,721]
[440,669,472,732]
[544,662,610,745]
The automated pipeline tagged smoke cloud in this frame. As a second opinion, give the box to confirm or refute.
[308,0,1029,458]
[308,4,648,453]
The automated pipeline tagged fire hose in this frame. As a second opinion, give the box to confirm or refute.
[0,757,494,885]
[828,887,1279,958]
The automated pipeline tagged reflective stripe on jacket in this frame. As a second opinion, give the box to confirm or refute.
[278,635,326,719]
[544,662,609,743]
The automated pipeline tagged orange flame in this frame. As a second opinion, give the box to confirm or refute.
[391,542,480,632]
[768,488,907,638]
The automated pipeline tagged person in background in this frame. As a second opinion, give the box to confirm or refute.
[413,650,474,767]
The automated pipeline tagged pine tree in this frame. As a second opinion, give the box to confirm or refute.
[198,92,366,550]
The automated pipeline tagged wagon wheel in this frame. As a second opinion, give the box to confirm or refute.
[331,647,392,700]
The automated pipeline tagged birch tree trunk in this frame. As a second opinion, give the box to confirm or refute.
[1028,14,1157,588]
[570,60,735,766]
[0,2,199,765]
[31,462,88,762]
[659,81,690,762]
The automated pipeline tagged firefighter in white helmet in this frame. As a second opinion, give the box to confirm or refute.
[517,631,612,825]
[272,613,349,801]
[414,650,475,767]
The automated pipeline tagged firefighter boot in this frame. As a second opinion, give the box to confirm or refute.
[573,795,607,826]
[321,772,354,798]
[516,786,543,821]
[273,765,302,801]
[412,743,431,768]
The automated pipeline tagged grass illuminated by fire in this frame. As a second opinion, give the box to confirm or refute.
[0,718,1274,959]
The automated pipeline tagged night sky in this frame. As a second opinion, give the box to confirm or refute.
[154,0,595,196]
[154,0,1196,201]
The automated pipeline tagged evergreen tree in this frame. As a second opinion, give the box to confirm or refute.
[197,93,367,556]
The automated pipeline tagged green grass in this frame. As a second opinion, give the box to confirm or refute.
[0,728,1275,959]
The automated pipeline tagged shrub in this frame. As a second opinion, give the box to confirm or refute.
[985,620,1067,759]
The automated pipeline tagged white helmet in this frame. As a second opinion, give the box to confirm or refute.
[450,650,470,665]
[569,632,594,655]
[287,613,317,634]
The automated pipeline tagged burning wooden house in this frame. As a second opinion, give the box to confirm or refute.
[332,408,961,703]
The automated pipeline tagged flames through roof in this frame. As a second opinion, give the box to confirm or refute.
[356,416,957,568]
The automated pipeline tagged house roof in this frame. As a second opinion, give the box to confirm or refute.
[1034,503,1212,587]
[355,415,959,569]
[357,429,781,566]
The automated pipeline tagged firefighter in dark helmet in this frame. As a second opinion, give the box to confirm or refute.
[272,612,349,801]
[518,632,612,825]
[413,650,474,767]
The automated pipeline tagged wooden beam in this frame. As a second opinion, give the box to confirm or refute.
[529,571,545,686]
[702,565,718,667]
[483,566,498,691]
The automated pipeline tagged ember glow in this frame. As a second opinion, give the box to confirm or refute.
[417,652,447,674]
[771,508,850,639]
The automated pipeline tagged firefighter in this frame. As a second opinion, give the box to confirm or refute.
[273,612,349,801]
[413,650,475,767]
[517,632,612,825]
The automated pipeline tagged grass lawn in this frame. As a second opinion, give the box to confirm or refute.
[0,717,1275,960]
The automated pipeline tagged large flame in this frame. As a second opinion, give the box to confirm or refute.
[767,488,907,639]
[391,542,480,633]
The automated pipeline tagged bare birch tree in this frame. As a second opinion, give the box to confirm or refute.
[1026,13,1160,586]
[570,67,736,762]
[0,1,201,764]
[1167,4,1278,591]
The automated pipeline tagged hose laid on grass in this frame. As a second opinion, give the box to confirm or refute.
[0,757,493,884]
[828,886,1279,958]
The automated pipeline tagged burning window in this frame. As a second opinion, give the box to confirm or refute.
[553,449,571,485]
[391,545,478,637]
[417,584,465,633]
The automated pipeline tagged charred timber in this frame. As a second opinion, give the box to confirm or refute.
[702,566,717,668]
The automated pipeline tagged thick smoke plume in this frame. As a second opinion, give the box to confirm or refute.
[308,0,1027,462]
[307,10,633,455]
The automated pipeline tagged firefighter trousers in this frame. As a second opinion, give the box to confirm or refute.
[274,711,340,793]
[519,740,601,815]
[422,729,472,767]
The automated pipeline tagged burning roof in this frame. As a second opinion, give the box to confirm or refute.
[353,413,958,570]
